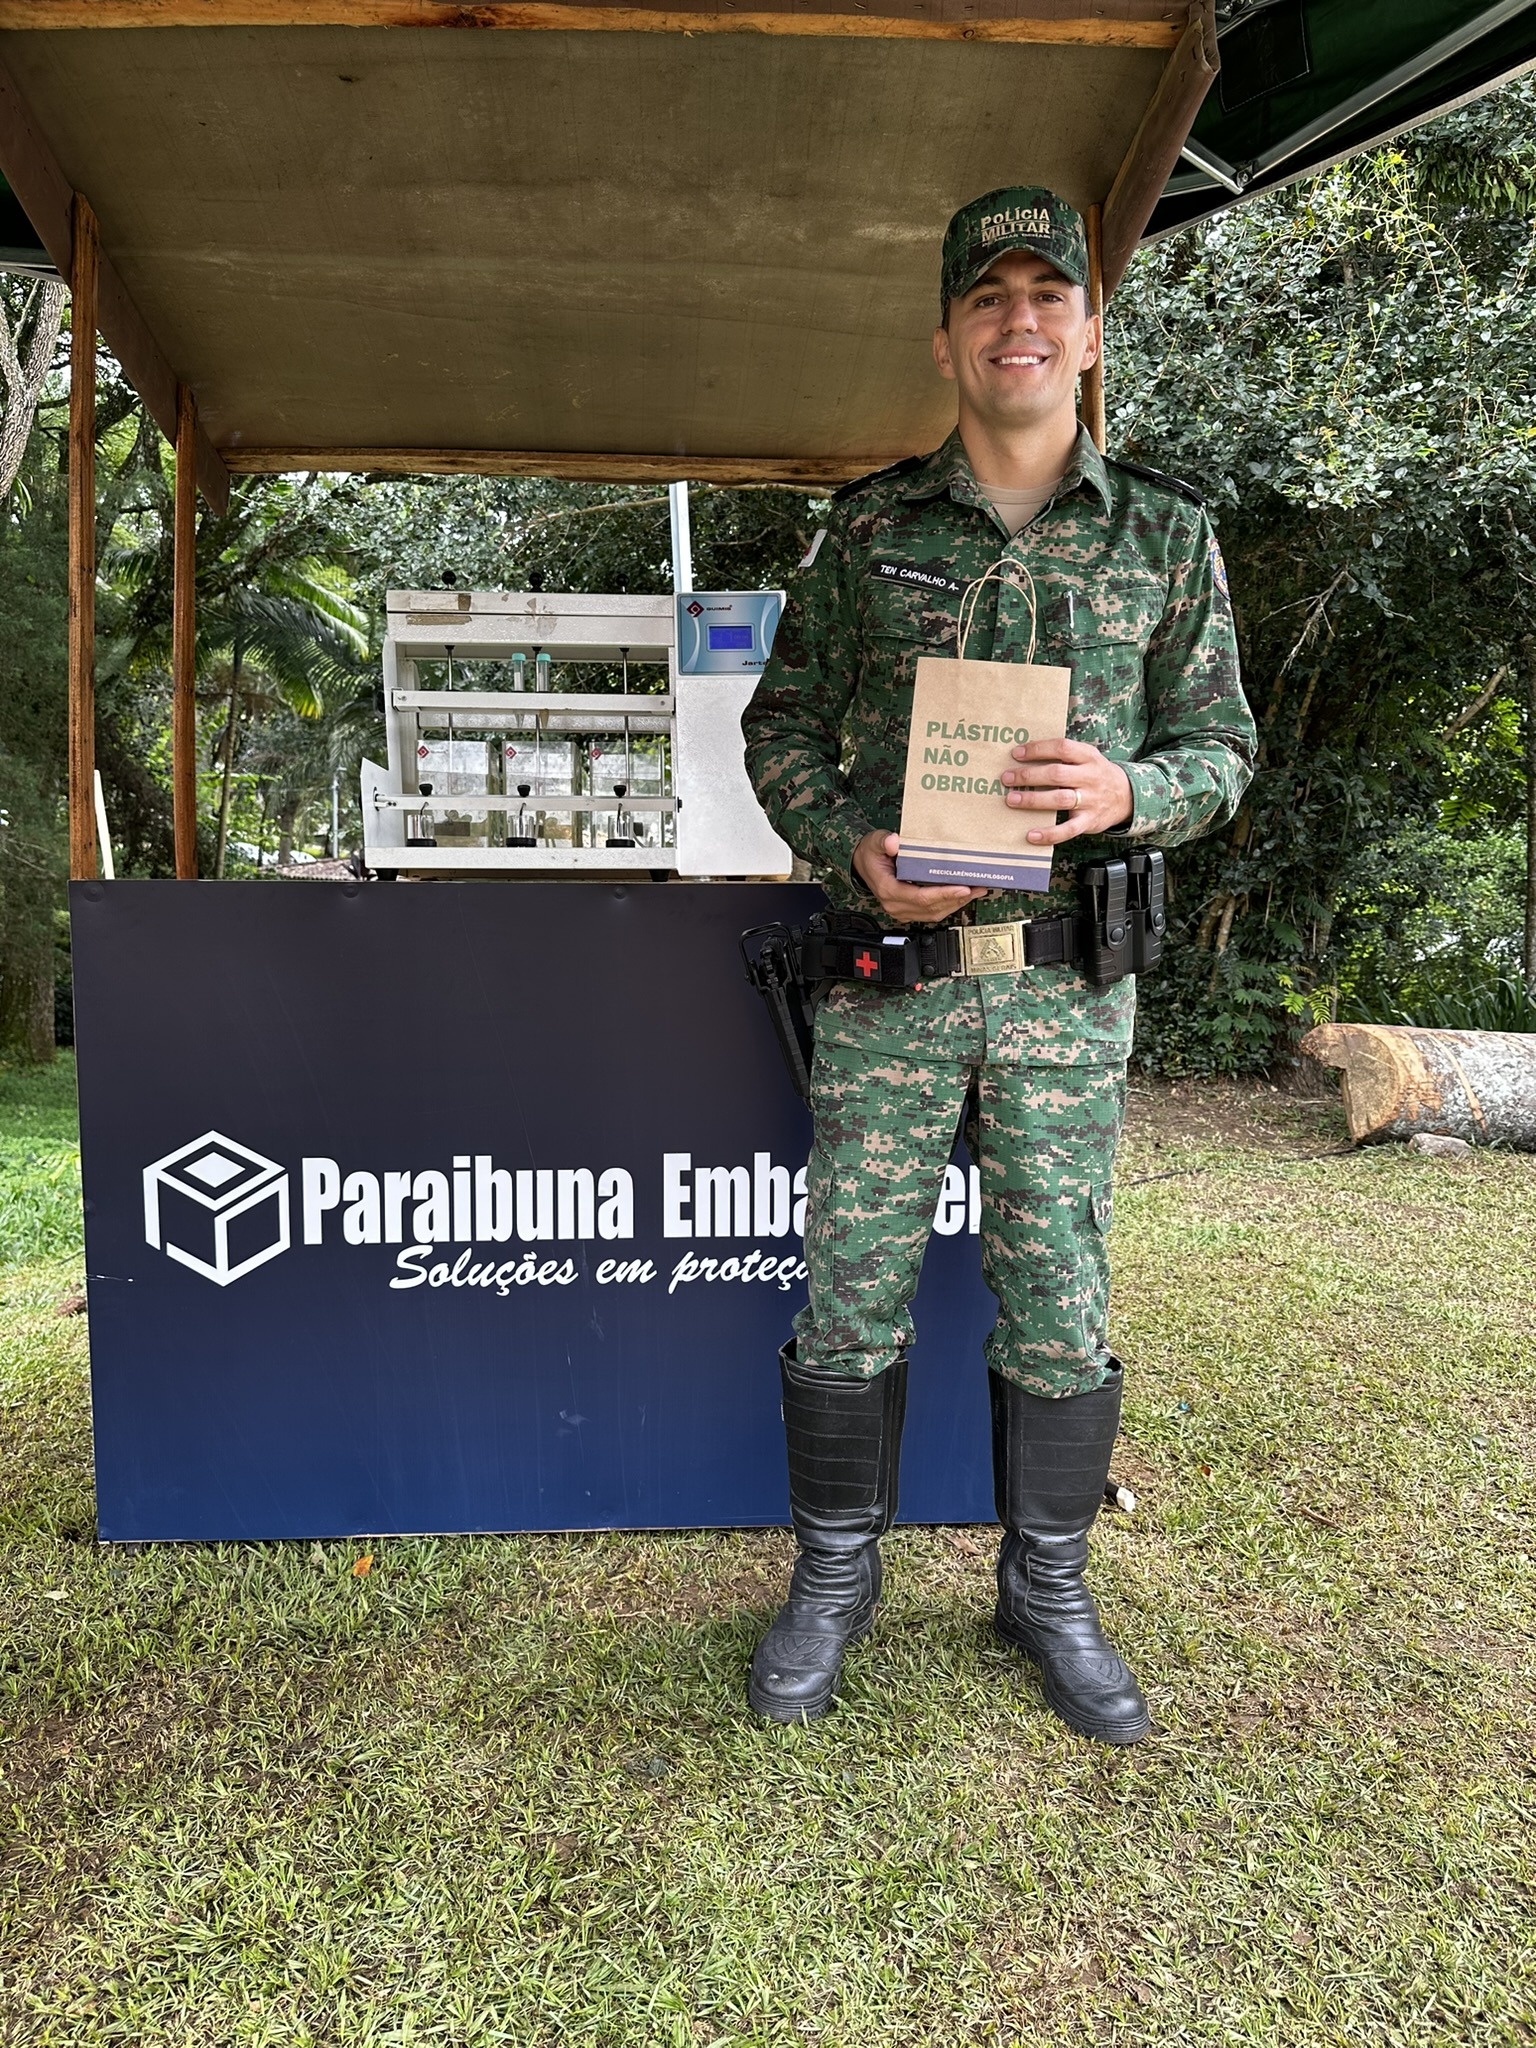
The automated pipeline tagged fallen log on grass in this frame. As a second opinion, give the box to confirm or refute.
[1300,1023,1536,1148]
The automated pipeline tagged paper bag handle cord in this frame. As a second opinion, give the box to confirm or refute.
[957,558,1038,664]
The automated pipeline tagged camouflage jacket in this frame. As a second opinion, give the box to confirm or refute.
[745,425,1253,904]
[740,425,1256,1064]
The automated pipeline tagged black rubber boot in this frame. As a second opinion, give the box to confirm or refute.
[991,1365,1151,1745]
[748,1344,907,1724]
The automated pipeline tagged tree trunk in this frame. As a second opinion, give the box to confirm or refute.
[0,920,56,1064]
[1301,1022,1536,1147]
[0,278,67,499]
[277,795,299,868]
[213,640,243,879]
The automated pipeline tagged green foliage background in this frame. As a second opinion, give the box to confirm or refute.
[1108,77,1536,1065]
[3,78,1535,1066]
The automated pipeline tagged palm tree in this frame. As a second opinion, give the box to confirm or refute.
[195,559,369,874]
[101,462,371,873]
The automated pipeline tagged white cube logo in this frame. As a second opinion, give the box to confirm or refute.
[143,1132,290,1286]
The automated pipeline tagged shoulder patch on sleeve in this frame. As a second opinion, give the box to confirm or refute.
[1210,538,1230,600]
[831,454,925,502]
[1109,458,1207,510]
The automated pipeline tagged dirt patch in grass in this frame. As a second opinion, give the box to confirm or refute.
[1125,1074,1346,1157]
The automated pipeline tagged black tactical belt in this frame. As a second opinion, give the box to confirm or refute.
[740,855,1166,1107]
[803,913,1078,986]
[799,853,1165,990]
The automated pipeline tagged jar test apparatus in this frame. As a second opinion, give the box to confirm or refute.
[361,587,792,880]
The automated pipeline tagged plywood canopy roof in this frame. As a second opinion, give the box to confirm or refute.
[0,1,1219,505]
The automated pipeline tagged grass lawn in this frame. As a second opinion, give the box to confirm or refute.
[1,1055,1533,2046]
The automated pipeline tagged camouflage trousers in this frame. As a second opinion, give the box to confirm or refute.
[794,996,1126,1399]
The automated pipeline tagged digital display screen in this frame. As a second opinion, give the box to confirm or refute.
[707,625,754,651]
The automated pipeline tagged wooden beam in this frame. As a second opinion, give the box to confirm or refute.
[1082,198,1106,451]
[0,0,1183,45]
[68,191,96,884]
[1100,0,1218,293]
[173,384,199,878]
[222,447,898,486]
[0,54,230,510]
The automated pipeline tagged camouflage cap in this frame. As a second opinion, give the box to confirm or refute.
[940,187,1089,310]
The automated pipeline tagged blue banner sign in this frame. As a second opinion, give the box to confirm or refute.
[70,881,996,1542]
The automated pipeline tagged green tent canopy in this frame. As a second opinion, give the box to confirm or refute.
[1152,0,1536,236]
[0,167,45,271]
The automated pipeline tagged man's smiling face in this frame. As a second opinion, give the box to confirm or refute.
[932,249,1099,433]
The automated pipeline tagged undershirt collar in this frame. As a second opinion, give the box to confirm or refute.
[977,476,1065,537]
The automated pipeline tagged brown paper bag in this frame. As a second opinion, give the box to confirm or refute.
[895,563,1070,892]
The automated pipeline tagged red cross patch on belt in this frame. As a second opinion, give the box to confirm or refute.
[854,949,879,979]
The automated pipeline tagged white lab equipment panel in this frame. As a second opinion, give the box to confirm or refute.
[674,675,793,878]
[360,760,404,851]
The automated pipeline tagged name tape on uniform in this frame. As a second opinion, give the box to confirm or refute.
[869,560,965,597]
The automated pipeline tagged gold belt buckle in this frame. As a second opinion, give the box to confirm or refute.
[957,921,1027,976]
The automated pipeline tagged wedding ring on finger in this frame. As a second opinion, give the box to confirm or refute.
[1067,786,1082,812]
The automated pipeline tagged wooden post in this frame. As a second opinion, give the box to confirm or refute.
[67,192,97,882]
[173,384,199,878]
[1083,200,1106,452]
[1100,10,1219,294]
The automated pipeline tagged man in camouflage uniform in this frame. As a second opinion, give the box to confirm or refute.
[740,187,1256,1741]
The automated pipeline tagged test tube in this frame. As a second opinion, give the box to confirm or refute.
[532,649,549,841]
[570,725,586,850]
[618,647,634,842]
[485,723,505,849]
[507,656,529,848]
